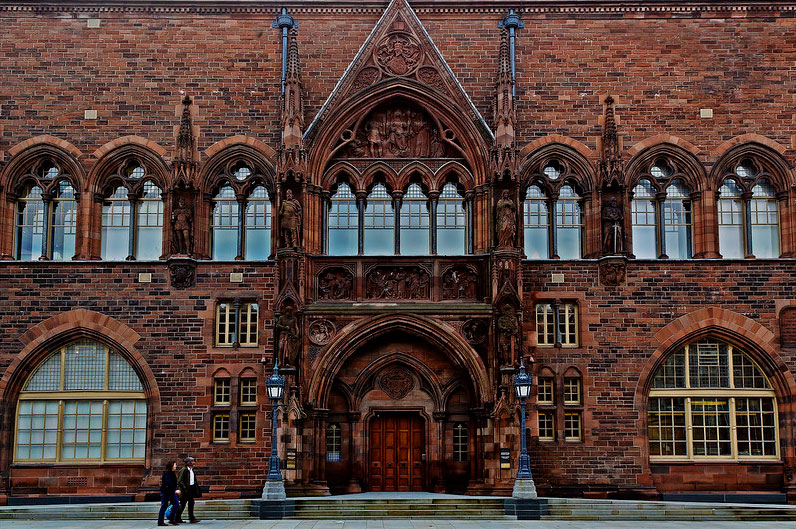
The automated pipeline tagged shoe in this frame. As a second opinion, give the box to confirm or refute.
[158,524,167,527]
[190,520,200,523]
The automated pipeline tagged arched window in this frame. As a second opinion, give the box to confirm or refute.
[648,340,778,460]
[244,186,271,260]
[136,182,164,260]
[101,187,130,260]
[631,179,657,259]
[364,183,394,255]
[327,183,357,255]
[211,185,239,260]
[50,181,77,261]
[523,185,549,259]
[437,183,466,255]
[15,340,147,462]
[555,185,583,259]
[15,185,45,261]
[400,183,429,255]
[750,179,779,258]
[662,180,692,259]
[717,179,744,259]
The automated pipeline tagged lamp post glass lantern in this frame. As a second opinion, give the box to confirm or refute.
[266,361,285,483]
[512,358,537,499]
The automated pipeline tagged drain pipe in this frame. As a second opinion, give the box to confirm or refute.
[273,8,297,94]
[499,9,524,98]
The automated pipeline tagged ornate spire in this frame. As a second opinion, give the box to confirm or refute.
[279,27,305,181]
[174,94,196,183]
[491,29,516,180]
[600,96,624,188]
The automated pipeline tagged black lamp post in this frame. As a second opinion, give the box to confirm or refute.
[263,360,286,500]
[512,358,537,498]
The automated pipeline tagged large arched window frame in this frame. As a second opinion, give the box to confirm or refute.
[325,174,471,256]
[716,157,782,259]
[630,157,695,259]
[13,158,79,261]
[99,158,165,261]
[647,339,779,461]
[14,340,147,463]
[209,160,273,261]
[522,158,586,259]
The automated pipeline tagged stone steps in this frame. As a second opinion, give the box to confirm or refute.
[0,499,254,520]
[289,498,510,519]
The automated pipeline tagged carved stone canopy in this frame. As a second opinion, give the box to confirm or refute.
[337,101,455,159]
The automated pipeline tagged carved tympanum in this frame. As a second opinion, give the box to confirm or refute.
[374,33,422,76]
[318,267,354,300]
[308,319,335,345]
[366,266,429,300]
[339,104,451,159]
[442,266,478,300]
[380,366,415,400]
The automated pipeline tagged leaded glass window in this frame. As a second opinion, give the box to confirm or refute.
[211,185,239,260]
[50,181,77,261]
[631,179,657,259]
[523,185,549,259]
[101,187,131,260]
[15,186,45,260]
[135,182,163,260]
[662,180,692,259]
[328,183,358,255]
[245,186,271,260]
[718,180,744,259]
[750,179,779,258]
[556,185,582,259]
[437,183,465,255]
[400,184,429,255]
[364,184,394,255]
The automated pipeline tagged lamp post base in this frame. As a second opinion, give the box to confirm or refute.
[512,478,538,499]
[262,479,287,500]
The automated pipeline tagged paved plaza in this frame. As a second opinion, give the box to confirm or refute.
[1,521,795,529]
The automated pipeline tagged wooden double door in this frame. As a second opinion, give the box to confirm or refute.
[368,413,425,491]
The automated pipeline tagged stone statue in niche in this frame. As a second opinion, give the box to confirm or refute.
[496,190,516,248]
[341,105,450,159]
[496,303,518,366]
[275,304,301,367]
[280,189,302,249]
[318,268,354,300]
[442,267,478,300]
[375,33,422,76]
[366,266,429,300]
[171,196,193,256]
[602,196,624,254]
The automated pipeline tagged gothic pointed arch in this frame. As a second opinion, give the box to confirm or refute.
[1,136,85,196]
[519,137,596,195]
[709,137,793,193]
[308,314,490,408]
[88,136,170,196]
[350,351,445,410]
[626,136,706,192]
[200,136,277,196]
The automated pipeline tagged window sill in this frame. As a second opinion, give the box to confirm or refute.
[12,461,145,467]
[650,458,782,464]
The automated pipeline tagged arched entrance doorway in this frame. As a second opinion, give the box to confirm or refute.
[307,314,490,494]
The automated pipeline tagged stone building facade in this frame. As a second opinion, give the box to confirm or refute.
[0,0,795,504]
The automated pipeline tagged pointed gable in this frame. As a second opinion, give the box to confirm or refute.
[305,0,493,146]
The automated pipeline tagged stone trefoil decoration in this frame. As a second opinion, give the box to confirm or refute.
[317,267,354,300]
[308,319,335,346]
[380,366,415,400]
[366,266,430,300]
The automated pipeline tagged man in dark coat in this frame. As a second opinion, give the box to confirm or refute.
[176,456,201,523]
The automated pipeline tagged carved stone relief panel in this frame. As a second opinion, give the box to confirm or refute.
[374,32,423,76]
[317,266,354,300]
[441,265,479,300]
[308,319,336,345]
[462,319,489,345]
[366,265,430,300]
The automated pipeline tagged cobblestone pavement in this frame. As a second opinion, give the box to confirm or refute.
[0,521,794,529]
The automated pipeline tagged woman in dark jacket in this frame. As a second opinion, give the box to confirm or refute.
[158,460,181,526]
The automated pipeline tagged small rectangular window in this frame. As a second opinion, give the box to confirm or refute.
[216,303,236,346]
[326,423,341,463]
[453,423,468,462]
[535,304,555,346]
[213,413,230,442]
[238,303,259,347]
[239,413,256,442]
[564,412,582,441]
[240,378,257,406]
[558,304,578,346]
[214,379,231,406]
[537,378,554,405]
[564,378,581,405]
[538,411,555,441]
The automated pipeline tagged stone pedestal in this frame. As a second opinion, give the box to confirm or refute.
[512,477,538,499]
[262,479,286,500]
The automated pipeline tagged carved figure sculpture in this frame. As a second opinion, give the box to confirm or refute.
[602,196,624,254]
[171,196,193,255]
[280,189,302,249]
[276,305,301,367]
[366,266,429,299]
[496,190,516,248]
[496,303,518,366]
[442,267,478,300]
[308,319,335,345]
[367,122,384,158]
[318,268,354,300]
